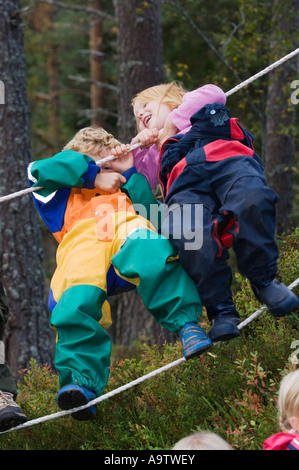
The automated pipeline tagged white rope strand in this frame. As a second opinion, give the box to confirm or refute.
[225,47,299,97]
[0,185,43,203]
[0,357,186,434]
[1,277,298,435]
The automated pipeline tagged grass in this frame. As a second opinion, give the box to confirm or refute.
[0,230,298,451]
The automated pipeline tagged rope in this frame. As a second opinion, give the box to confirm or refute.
[0,47,298,435]
[225,47,299,97]
[1,277,298,435]
[0,47,298,204]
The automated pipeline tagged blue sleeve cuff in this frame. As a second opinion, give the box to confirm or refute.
[122,166,137,181]
[83,162,101,189]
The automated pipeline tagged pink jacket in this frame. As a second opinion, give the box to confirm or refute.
[263,432,299,450]
[132,84,227,188]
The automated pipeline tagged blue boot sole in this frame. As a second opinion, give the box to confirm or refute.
[183,339,213,360]
[179,323,213,360]
[57,385,96,421]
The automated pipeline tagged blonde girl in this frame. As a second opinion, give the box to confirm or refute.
[130,81,227,189]
[264,369,299,450]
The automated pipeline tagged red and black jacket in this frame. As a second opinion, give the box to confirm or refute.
[158,102,261,201]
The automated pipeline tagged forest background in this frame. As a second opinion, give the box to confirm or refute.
[0,0,298,451]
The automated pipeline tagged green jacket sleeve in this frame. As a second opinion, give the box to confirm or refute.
[122,170,164,231]
[28,150,99,198]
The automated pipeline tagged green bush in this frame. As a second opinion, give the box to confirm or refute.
[0,231,298,451]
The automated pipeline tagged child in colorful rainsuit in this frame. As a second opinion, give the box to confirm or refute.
[27,127,211,421]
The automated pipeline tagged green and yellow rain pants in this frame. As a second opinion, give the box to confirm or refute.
[50,211,202,397]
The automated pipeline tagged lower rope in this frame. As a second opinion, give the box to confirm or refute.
[1,277,298,435]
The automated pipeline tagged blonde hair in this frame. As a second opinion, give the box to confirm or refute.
[132,81,187,108]
[172,431,233,451]
[278,369,299,432]
[132,81,187,130]
[63,127,120,155]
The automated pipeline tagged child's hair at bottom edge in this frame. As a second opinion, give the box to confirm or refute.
[278,369,299,432]
[172,430,233,450]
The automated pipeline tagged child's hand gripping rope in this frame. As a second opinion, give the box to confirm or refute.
[1,44,299,204]
[0,130,160,203]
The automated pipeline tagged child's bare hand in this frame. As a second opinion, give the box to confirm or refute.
[109,147,134,173]
[132,128,159,148]
[95,171,126,193]
[110,143,131,159]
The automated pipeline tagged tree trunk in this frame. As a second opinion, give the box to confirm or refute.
[113,0,164,142]
[90,0,104,127]
[0,0,54,375]
[29,3,60,153]
[46,7,60,142]
[111,0,175,348]
[264,0,299,234]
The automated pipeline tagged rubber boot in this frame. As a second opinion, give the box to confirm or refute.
[57,384,96,421]
[206,299,241,342]
[178,323,212,359]
[251,279,299,317]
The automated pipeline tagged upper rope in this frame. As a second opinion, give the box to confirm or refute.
[0,46,298,204]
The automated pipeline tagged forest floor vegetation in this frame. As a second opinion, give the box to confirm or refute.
[0,229,298,451]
